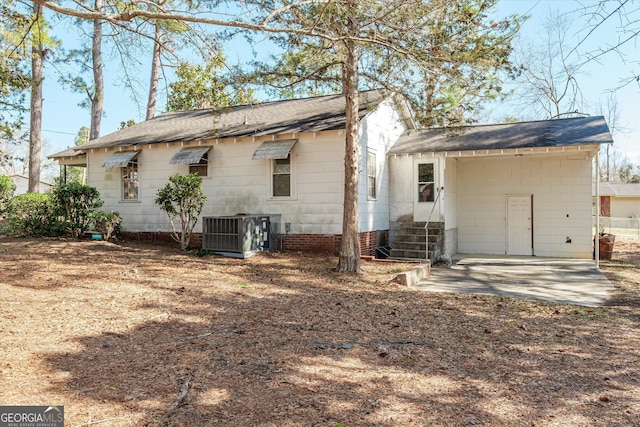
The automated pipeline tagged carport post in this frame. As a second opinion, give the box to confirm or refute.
[595,152,600,268]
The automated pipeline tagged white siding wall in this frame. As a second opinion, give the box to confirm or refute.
[457,154,594,258]
[87,131,348,235]
[358,98,408,232]
[388,155,446,222]
[443,158,458,255]
[388,154,446,246]
[389,154,415,224]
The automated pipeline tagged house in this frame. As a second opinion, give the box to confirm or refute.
[49,148,87,184]
[10,175,53,195]
[51,90,411,255]
[597,182,640,218]
[50,91,613,260]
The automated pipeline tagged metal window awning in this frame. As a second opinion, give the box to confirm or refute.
[169,146,212,165]
[101,150,140,168]
[251,139,297,160]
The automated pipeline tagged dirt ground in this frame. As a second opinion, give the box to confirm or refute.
[1,236,639,427]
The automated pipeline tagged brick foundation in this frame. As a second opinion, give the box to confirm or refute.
[359,231,377,257]
[282,230,380,257]
[281,234,339,254]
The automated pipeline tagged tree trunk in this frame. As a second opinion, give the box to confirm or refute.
[336,8,361,273]
[90,0,104,141]
[28,3,43,193]
[146,20,162,120]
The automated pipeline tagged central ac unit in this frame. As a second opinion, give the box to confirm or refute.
[202,214,281,258]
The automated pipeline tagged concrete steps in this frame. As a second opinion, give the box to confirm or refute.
[390,222,442,260]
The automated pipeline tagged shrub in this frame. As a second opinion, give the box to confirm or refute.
[52,183,103,238]
[6,193,63,236]
[155,173,206,251]
[0,175,16,217]
[91,211,122,241]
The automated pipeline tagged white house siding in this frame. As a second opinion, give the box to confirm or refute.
[358,98,408,233]
[457,154,594,258]
[388,154,445,243]
[443,158,458,255]
[87,147,182,233]
[87,131,348,236]
[389,154,415,226]
[275,132,346,235]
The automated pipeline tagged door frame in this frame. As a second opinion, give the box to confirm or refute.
[413,158,440,222]
[506,194,534,256]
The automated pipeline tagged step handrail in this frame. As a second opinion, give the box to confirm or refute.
[424,186,443,262]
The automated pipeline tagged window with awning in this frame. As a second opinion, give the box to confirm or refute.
[169,146,211,165]
[251,139,297,160]
[101,150,140,168]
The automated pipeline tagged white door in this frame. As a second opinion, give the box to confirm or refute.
[507,195,532,255]
[413,161,438,222]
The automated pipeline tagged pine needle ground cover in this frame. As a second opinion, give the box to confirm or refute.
[1,237,638,426]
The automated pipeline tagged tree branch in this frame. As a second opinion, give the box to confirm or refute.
[31,0,458,61]
[167,375,192,413]
[33,0,338,41]
[568,0,629,59]
[261,0,333,26]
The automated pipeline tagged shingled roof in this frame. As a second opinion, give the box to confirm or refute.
[599,182,640,197]
[389,116,613,155]
[76,89,394,150]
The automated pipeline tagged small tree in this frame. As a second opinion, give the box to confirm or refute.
[0,175,16,217]
[155,173,206,251]
[52,182,103,238]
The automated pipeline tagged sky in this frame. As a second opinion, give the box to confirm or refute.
[491,0,640,164]
[37,0,639,170]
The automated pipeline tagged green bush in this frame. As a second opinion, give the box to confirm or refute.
[0,175,16,217]
[6,193,63,236]
[91,211,122,241]
[52,183,103,238]
[155,173,206,251]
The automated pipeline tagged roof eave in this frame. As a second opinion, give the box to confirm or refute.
[388,143,602,158]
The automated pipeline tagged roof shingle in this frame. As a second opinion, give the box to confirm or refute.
[76,89,391,150]
[389,116,613,155]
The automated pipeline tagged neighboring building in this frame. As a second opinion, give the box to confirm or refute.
[50,91,612,260]
[10,175,53,195]
[598,182,640,218]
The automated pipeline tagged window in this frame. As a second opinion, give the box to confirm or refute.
[189,152,208,177]
[367,151,376,199]
[273,155,291,197]
[122,159,138,200]
[170,146,211,176]
[418,163,434,202]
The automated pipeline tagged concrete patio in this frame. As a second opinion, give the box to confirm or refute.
[412,255,613,307]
